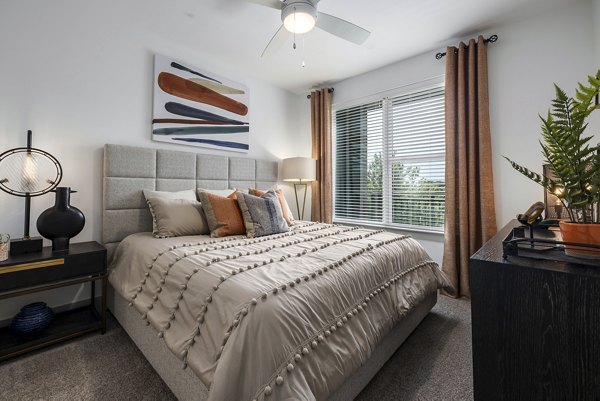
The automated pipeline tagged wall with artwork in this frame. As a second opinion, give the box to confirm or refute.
[0,2,309,322]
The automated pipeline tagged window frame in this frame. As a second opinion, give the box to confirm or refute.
[332,79,445,234]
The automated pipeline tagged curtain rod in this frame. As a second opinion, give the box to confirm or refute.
[307,88,334,99]
[435,34,498,60]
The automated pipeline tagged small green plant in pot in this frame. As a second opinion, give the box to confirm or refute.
[504,70,600,258]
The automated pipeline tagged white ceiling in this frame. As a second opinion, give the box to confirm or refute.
[145,0,578,94]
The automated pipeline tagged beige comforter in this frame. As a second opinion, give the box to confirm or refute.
[109,222,451,401]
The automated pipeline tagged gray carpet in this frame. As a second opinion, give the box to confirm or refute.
[356,295,473,401]
[0,296,472,401]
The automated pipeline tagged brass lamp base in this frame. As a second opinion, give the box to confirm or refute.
[293,181,309,221]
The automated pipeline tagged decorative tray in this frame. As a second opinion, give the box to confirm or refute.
[502,225,600,267]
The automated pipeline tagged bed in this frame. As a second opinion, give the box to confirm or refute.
[103,144,451,401]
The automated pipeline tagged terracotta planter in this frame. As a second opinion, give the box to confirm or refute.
[559,221,600,259]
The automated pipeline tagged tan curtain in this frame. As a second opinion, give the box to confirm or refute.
[310,88,333,223]
[443,36,497,298]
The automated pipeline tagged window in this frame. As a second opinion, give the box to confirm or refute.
[334,85,445,232]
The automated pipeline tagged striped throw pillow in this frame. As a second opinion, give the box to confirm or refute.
[248,188,295,226]
[236,190,289,238]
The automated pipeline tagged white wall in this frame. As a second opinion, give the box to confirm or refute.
[596,0,600,64]
[329,0,597,264]
[0,1,308,321]
[279,95,313,221]
[488,0,596,227]
[590,0,600,143]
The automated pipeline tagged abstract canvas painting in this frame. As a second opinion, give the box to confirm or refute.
[152,54,250,152]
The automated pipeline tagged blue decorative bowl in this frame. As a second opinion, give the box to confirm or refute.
[10,302,54,336]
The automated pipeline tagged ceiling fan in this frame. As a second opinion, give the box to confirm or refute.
[250,0,371,57]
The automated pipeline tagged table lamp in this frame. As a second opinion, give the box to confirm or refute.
[0,130,62,254]
[282,157,316,220]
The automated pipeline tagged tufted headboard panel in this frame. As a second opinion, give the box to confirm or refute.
[102,144,278,261]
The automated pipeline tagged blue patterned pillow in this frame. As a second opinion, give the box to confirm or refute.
[236,190,289,238]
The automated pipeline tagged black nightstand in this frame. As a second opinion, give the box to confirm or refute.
[0,241,107,361]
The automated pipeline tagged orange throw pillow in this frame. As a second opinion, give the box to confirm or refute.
[197,191,245,238]
[249,188,295,225]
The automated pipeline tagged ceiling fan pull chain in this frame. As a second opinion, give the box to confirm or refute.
[293,7,297,50]
[302,37,306,67]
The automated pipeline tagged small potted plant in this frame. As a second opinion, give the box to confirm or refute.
[504,71,600,258]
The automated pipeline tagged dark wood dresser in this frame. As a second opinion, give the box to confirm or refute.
[470,220,600,401]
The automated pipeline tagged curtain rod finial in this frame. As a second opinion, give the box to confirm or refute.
[435,34,498,59]
[307,88,334,99]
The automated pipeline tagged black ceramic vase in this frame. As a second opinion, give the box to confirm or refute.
[37,187,85,251]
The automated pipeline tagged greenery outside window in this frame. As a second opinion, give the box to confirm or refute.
[333,85,445,232]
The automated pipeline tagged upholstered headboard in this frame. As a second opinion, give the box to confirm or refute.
[102,144,278,260]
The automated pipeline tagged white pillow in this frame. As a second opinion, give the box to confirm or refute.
[197,188,245,197]
[145,196,209,238]
[143,189,197,201]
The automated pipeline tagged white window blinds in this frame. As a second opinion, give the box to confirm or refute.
[334,85,445,232]
[334,100,384,222]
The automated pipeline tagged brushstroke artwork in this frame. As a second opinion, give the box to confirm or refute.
[164,102,247,125]
[152,54,250,152]
[158,72,248,115]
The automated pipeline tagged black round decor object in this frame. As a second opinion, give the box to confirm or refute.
[36,187,85,251]
[10,302,54,336]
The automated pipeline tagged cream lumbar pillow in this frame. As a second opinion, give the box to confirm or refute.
[143,189,198,232]
[145,196,209,238]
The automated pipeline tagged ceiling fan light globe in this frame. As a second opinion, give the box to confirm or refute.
[283,12,315,33]
[281,2,317,34]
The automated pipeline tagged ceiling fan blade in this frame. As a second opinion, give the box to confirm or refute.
[316,12,370,45]
[261,25,290,58]
[247,0,283,10]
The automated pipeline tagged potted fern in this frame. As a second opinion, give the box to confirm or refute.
[504,71,600,258]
